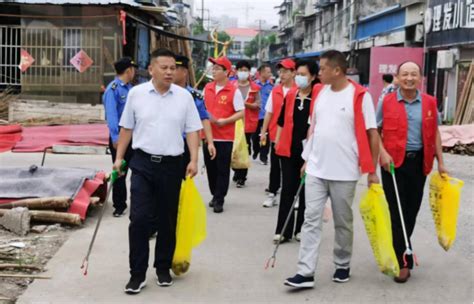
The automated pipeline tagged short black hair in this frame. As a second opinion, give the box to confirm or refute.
[258,63,271,72]
[150,48,176,61]
[382,74,394,83]
[320,50,348,74]
[397,61,422,75]
[296,59,320,86]
[236,60,251,70]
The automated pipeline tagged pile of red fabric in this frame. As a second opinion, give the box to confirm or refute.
[0,124,22,153]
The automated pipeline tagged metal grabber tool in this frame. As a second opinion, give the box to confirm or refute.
[81,160,127,275]
[265,174,306,270]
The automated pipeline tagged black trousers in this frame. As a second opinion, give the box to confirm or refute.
[381,151,426,269]
[233,132,252,182]
[203,141,233,205]
[128,150,183,278]
[276,155,305,239]
[182,139,190,180]
[268,143,281,194]
[109,136,134,211]
[251,119,270,162]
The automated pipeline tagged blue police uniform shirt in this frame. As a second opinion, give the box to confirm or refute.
[102,77,132,143]
[376,88,440,152]
[186,85,209,120]
[255,79,274,120]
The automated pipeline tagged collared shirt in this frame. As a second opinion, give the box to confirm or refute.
[255,79,274,120]
[102,77,132,143]
[376,88,440,151]
[186,85,209,120]
[378,83,397,106]
[119,81,203,156]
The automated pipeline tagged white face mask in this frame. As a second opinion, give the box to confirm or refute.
[237,71,249,81]
[295,75,309,89]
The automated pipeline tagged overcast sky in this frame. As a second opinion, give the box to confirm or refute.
[194,0,282,28]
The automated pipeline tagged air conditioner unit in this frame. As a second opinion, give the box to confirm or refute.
[342,28,350,39]
[323,32,331,43]
[437,50,454,69]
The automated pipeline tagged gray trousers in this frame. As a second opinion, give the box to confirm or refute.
[297,174,357,276]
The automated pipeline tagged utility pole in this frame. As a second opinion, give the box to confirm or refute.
[201,0,204,28]
[256,19,265,67]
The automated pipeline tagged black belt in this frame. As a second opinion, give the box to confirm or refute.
[405,150,422,159]
[136,149,182,163]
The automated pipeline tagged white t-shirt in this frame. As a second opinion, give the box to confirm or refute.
[304,83,377,181]
[264,86,290,113]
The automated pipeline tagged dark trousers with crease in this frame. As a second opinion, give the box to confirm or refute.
[203,141,233,205]
[109,136,134,211]
[276,155,305,239]
[268,143,281,195]
[128,150,183,278]
[381,151,426,269]
[233,132,252,182]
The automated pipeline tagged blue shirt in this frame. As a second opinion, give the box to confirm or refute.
[376,88,440,151]
[102,77,132,143]
[255,79,274,120]
[186,85,209,120]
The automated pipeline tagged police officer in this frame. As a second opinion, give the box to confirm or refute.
[114,49,202,294]
[102,57,137,217]
[174,55,216,174]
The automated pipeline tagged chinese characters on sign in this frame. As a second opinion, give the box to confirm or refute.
[378,64,398,74]
[426,0,474,33]
[70,50,93,73]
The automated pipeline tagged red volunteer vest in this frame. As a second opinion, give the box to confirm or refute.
[204,81,238,141]
[269,83,297,142]
[234,81,261,133]
[275,87,316,158]
[381,92,438,175]
[305,81,376,174]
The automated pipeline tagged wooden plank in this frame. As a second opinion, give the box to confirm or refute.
[0,274,51,279]
[52,145,107,155]
[454,62,474,124]
[461,81,474,124]
[8,99,105,123]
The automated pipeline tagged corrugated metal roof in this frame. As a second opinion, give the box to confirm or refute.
[0,0,140,6]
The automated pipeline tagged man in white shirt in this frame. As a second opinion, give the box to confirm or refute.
[114,49,202,294]
[284,50,380,288]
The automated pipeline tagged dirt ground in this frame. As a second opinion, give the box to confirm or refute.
[0,223,77,303]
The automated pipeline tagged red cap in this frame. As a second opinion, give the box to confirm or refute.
[277,58,296,70]
[209,56,232,72]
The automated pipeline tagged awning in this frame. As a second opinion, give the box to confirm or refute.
[294,51,322,59]
[354,4,406,41]
[126,12,213,44]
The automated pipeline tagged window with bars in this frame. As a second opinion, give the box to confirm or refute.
[0,26,103,89]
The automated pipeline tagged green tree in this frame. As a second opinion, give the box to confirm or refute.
[244,33,277,58]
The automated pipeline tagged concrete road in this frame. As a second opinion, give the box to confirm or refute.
[0,152,472,304]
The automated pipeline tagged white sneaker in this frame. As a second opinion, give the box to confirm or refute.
[263,193,277,208]
[295,233,301,242]
[273,234,288,244]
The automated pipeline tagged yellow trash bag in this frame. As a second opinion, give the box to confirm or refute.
[429,173,464,251]
[360,184,400,277]
[231,119,250,169]
[172,177,207,276]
